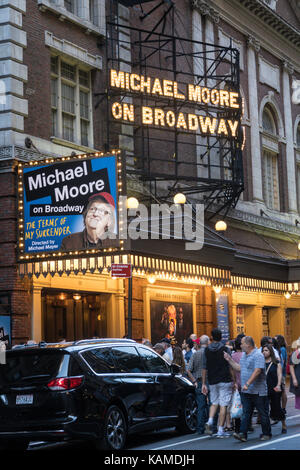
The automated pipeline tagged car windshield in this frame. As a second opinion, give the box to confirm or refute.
[0,351,65,386]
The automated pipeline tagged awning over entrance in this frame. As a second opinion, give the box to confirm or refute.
[17,226,300,294]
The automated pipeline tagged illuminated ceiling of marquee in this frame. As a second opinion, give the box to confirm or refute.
[101,1,244,219]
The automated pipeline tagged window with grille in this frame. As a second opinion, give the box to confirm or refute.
[262,108,276,135]
[50,56,92,148]
[262,150,280,211]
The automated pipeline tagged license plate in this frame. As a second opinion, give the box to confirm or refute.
[16,394,33,405]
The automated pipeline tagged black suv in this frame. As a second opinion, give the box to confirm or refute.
[0,339,197,450]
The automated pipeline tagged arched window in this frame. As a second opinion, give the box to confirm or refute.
[262,107,276,135]
[261,105,280,211]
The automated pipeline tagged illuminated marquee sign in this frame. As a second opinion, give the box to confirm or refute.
[109,69,240,137]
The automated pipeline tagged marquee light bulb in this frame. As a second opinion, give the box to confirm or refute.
[173,193,186,204]
[213,286,222,294]
[147,274,156,284]
[126,197,139,209]
[215,220,227,231]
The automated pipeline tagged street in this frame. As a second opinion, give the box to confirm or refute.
[28,393,300,452]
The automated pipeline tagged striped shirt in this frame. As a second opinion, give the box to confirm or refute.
[240,348,268,396]
[187,347,206,382]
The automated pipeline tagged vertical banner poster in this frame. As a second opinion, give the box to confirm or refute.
[216,294,230,342]
[150,300,193,346]
[21,155,118,255]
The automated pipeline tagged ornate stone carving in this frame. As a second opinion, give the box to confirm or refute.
[282,60,294,75]
[191,0,209,15]
[210,9,220,24]
[247,35,260,52]
[191,0,219,21]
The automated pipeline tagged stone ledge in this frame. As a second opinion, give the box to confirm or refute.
[45,31,102,69]
[50,136,97,153]
[0,0,26,13]
[209,202,300,237]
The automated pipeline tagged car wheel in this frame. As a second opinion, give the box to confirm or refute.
[176,394,197,434]
[97,405,127,450]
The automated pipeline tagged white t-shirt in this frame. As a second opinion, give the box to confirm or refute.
[163,346,173,363]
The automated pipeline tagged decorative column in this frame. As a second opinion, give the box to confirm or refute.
[282,60,297,214]
[143,286,151,341]
[192,290,198,336]
[31,286,42,342]
[115,279,125,338]
[205,12,219,179]
[0,0,28,147]
[192,6,206,181]
[247,36,263,204]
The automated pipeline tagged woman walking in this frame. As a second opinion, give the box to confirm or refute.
[275,335,288,414]
[289,338,300,412]
[230,334,245,433]
[172,345,186,375]
[262,344,287,434]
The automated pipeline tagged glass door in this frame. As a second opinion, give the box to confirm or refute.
[42,290,108,342]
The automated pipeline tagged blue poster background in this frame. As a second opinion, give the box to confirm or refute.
[216,294,229,342]
[22,155,117,254]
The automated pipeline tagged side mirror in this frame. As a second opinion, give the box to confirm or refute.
[171,363,181,375]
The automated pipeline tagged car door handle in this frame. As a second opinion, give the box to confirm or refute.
[146,377,155,383]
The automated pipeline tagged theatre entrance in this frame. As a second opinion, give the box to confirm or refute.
[42,289,109,342]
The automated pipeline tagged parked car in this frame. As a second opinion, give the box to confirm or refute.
[0,338,197,450]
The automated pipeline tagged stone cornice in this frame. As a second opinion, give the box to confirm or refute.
[190,0,300,71]
[238,0,300,47]
[207,202,300,239]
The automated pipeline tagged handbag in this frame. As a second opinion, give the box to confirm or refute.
[230,390,243,419]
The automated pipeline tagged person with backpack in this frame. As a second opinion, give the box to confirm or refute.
[201,328,234,438]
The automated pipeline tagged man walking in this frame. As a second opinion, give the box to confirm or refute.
[202,328,234,438]
[161,338,173,363]
[224,335,272,442]
[187,335,210,434]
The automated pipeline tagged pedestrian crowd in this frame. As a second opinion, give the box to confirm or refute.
[142,330,300,443]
